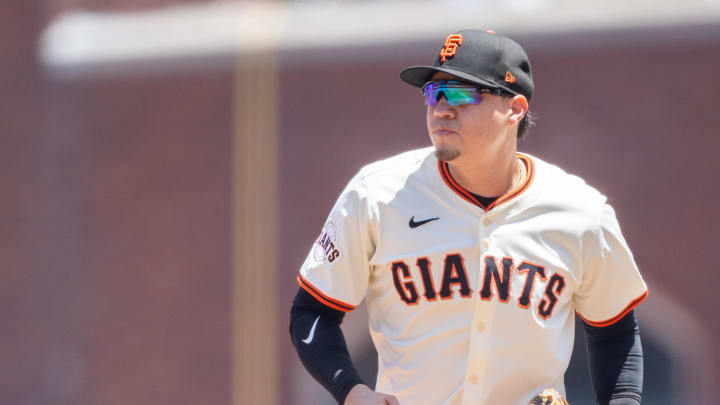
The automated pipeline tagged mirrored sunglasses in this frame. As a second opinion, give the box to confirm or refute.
[422,80,503,107]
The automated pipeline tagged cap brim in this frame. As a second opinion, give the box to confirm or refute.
[400,66,501,90]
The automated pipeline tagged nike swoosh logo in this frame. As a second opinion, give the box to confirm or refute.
[331,369,343,382]
[409,216,439,228]
[302,315,320,344]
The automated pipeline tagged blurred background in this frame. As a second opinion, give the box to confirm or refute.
[2,0,719,404]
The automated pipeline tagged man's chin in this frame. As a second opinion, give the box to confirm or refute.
[434,148,460,162]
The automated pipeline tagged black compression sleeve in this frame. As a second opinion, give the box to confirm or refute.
[583,310,643,405]
[289,287,365,404]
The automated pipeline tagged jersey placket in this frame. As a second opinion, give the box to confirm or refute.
[461,210,499,404]
[433,153,536,403]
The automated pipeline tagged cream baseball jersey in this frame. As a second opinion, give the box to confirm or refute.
[297,147,647,405]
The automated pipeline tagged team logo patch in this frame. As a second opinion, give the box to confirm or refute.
[439,34,463,62]
[313,221,341,263]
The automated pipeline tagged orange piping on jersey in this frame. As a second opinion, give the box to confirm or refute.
[438,161,486,208]
[576,290,648,327]
[297,275,356,312]
[487,154,534,210]
[438,153,535,212]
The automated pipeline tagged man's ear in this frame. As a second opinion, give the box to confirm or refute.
[508,95,529,125]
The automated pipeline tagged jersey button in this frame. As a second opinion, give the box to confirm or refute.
[483,217,492,226]
[476,321,485,332]
[470,374,479,384]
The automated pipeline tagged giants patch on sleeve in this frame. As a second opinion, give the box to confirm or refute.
[313,221,342,264]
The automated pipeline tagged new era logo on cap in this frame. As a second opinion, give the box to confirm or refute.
[399,29,534,101]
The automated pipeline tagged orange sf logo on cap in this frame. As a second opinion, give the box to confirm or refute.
[439,34,463,63]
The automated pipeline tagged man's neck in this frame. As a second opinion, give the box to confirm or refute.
[446,150,522,198]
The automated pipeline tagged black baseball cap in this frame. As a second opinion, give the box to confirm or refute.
[400,29,534,100]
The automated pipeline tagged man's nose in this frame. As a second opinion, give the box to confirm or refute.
[433,94,456,118]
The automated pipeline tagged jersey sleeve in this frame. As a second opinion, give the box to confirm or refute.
[574,203,648,327]
[297,171,377,312]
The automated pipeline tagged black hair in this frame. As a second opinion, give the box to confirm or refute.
[518,110,536,139]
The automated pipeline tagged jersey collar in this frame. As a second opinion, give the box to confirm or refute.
[437,153,535,212]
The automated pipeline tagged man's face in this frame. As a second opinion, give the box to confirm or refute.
[426,72,515,163]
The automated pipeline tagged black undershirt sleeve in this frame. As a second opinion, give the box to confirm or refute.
[289,287,365,405]
[583,310,643,405]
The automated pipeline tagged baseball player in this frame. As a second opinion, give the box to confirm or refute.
[290,29,647,405]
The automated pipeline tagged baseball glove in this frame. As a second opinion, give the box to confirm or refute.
[528,388,570,405]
